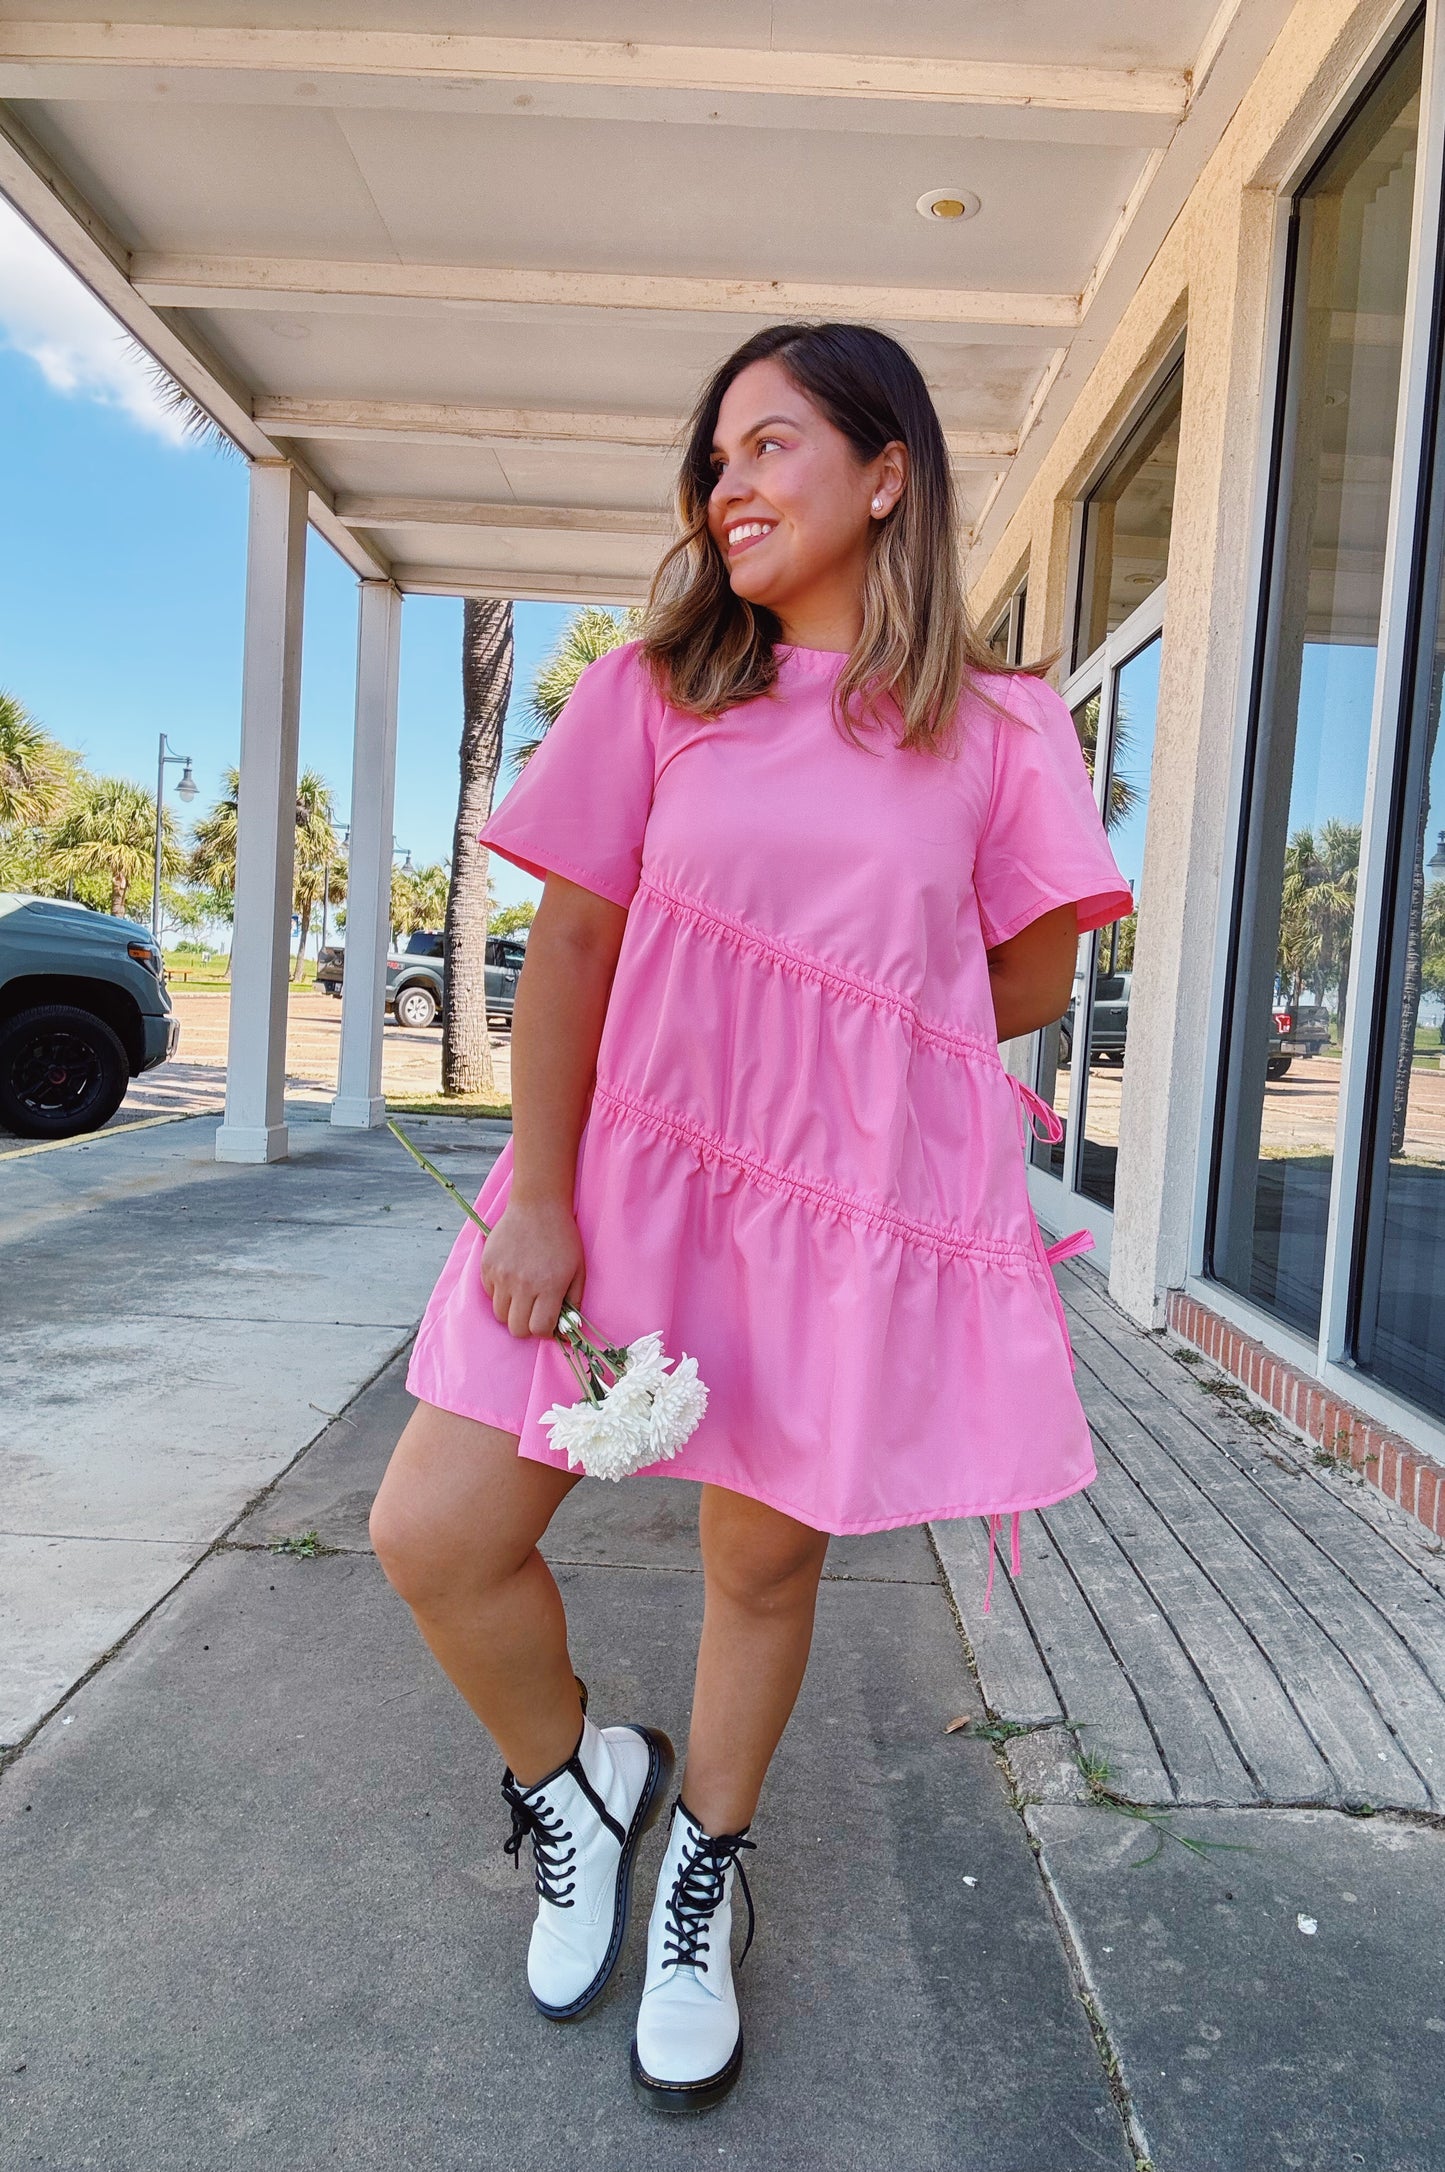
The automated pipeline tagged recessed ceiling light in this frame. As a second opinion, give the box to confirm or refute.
[916,188,981,222]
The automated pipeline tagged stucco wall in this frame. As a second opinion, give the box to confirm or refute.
[966,0,1417,1328]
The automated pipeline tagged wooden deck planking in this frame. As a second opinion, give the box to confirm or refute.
[1037,1480,1259,1802]
[928,1516,1065,1726]
[1066,1290,1445,1809]
[1079,1377,1377,1805]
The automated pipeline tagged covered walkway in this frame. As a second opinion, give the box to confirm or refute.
[0,1,1294,1165]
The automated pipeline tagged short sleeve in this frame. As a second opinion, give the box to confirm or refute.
[478,643,663,910]
[972,673,1135,949]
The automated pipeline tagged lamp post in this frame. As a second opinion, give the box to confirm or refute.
[152,733,198,943]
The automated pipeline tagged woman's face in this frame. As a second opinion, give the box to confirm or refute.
[704,357,906,635]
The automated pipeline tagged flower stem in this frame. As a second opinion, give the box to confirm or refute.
[387,1115,619,1392]
[386,1119,492,1236]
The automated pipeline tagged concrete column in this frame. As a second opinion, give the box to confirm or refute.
[216,461,309,1165]
[1107,186,1280,1326]
[332,580,402,1130]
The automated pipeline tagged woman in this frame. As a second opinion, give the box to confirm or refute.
[371,322,1133,2114]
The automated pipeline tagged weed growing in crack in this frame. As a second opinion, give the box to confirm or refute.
[268,1530,335,1559]
[1075,1746,1259,1868]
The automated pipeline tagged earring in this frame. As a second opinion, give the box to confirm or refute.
[872,495,886,514]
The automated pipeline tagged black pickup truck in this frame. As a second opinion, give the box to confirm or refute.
[315,929,529,1031]
[1060,970,1330,1078]
[0,892,179,1138]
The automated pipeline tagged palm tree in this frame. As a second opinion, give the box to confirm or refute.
[189,768,240,895]
[189,769,240,975]
[392,860,450,937]
[444,600,513,1097]
[515,607,642,769]
[0,690,75,834]
[50,774,181,920]
[291,767,340,980]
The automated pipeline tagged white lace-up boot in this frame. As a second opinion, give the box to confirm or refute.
[630,1797,757,2111]
[501,1709,675,2021]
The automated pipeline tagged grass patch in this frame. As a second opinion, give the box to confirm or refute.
[386,1092,512,1120]
[268,1529,336,1559]
[1075,1744,1259,1868]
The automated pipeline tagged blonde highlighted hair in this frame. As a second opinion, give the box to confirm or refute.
[640,322,1039,755]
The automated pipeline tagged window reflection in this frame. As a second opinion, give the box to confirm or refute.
[1211,28,1421,1333]
[1032,691,1100,1174]
[1078,637,1159,1209]
[1355,319,1445,1417]
[1074,366,1183,670]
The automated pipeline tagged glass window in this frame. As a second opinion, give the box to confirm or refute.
[987,580,1028,665]
[1353,225,1445,1416]
[1078,635,1160,1209]
[1031,690,1102,1174]
[1208,25,1422,1333]
[1073,366,1183,670]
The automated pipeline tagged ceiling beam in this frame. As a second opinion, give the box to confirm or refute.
[0,102,393,584]
[0,26,1191,120]
[134,255,1081,331]
[337,496,669,538]
[256,397,1019,465]
[393,565,652,606]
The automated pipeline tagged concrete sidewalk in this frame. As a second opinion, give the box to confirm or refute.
[0,1107,502,1745]
[4,1118,1444,2168]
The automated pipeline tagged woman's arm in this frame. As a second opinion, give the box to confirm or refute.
[986,902,1080,1044]
[479,871,627,1338]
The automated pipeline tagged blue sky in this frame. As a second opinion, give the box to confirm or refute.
[0,198,562,915]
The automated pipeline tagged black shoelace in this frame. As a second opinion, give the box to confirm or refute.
[660,1820,757,1974]
[499,1720,625,1911]
[501,1778,579,1907]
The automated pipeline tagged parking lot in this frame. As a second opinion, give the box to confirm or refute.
[0,985,513,1148]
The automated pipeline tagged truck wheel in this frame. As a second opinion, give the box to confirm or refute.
[1267,1056,1293,1079]
[395,984,438,1030]
[0,1005,131,1139]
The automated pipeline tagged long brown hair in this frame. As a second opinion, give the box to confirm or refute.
[641,321,1032,756]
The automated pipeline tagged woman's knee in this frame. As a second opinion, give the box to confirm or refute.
[368,1404,550,1612]
[700,1488,830,1613]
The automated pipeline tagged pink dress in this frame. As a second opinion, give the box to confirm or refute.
[407,642,1133,1605]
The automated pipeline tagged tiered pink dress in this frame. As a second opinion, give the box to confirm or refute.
[407,642,1133,1603]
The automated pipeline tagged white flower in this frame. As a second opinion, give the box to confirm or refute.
[539,1331,709,1482]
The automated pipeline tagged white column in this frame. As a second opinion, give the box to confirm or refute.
[332,579,403,1129]
[216,461,309,1165]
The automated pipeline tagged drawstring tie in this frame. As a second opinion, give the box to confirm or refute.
[980,1074,1099,1615]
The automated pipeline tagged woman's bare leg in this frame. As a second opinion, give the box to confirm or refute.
[369,1399,584,1785]
[682,1484,831,1833]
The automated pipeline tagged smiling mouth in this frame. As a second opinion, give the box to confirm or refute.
[726,520,775,555]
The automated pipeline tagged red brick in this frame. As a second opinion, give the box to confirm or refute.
[1379,1441,1399,1498]
[1417,1467,1439,1532]
[1401,1456,1420,1516]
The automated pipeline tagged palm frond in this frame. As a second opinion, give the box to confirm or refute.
[122,338,239,459]
[520,606,643,759]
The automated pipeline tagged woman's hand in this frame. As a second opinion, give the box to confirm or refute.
[479,1197,587,1339]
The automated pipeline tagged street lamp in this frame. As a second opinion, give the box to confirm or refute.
[152,733,197,944]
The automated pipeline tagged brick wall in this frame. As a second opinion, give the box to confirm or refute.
[1165,1289,1445,1539]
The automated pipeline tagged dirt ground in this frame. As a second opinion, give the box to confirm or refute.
[108,986,512,1129]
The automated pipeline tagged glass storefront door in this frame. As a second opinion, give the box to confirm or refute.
[1209,24,1423,1335]
[1034,585,1163,1204]
[1079,635,1160,1210]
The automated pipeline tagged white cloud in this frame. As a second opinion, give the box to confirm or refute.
[0,195,192,444]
